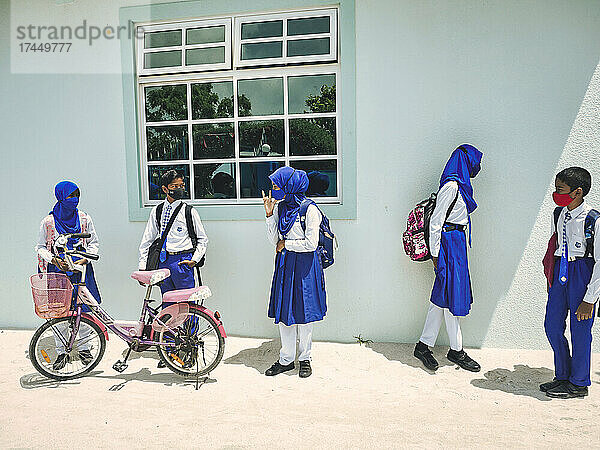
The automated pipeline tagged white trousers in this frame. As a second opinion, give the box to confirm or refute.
[278,322,313,365]
[53,321,91,354]
[419,303,463,351]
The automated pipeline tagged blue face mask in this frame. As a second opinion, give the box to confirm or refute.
[272,188,285,201]
[470,163,481,178]
[62,197,79,211]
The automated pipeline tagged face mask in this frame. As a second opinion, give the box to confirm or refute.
[62,197,79,210]
[168,188,186,200]
[469,163,481,178]
[271,189,285,201]
[552,191,574,207]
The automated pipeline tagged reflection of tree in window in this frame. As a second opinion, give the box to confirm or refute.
[147,126,188,161]
[239,121,284,157]
[193,124,234,159]
[191,82,251,119]
[145,85,187,122]
[305,84,335,114]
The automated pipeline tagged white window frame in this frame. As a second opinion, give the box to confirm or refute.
[135,8,340,207]
[234,9,337,68]
[136,18,232,75]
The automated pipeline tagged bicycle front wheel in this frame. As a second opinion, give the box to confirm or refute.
[156,307,225,377]
[29,316,106,381]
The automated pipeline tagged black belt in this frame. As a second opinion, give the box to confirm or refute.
[167,249,194,256]
[443,223,467,232]
[553,256,593,262]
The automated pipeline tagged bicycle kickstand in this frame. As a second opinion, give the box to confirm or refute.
[112,345,133,373]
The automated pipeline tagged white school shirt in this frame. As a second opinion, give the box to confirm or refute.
[550,201,600,304]
[266,202,322,253]
[36,212,99,263]
[138,199,208,270]
[429,181,469,258]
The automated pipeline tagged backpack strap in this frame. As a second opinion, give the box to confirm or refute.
[299,199,317,233]
[444,190,460,224]
[185,204,197,248]
[584,209,600,259]
[155,202,164,229]
[553,206,562,231]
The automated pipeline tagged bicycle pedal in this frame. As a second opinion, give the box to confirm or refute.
[112,361,128,373]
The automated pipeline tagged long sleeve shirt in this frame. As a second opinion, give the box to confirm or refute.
[138,200,208,270]
[35,212,99,263]
[266,203,322,252]
[551,201,600,304]
[429,181,468,258]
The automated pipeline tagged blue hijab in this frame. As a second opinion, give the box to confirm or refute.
[51,181,81,247]
[269,167,309,236]
[439,144,483,214]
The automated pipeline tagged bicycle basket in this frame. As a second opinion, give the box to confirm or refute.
[30,273,73,319]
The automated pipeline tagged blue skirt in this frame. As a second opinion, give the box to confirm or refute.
[430,229,472,316]
[268,249,327,326]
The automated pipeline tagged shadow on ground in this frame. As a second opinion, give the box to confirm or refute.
[366,342,455,374]
[223,339,298,376]
[470,364,554,401]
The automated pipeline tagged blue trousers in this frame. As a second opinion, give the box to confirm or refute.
[544,258,595,386]
[158,252,195,305]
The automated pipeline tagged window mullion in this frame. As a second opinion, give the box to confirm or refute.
[186,82,195,200]
[233,74,241,201]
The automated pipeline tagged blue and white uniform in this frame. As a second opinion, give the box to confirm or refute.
[545,201,600,387]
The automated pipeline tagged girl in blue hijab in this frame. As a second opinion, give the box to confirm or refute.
[414,144,483,374]
[262,166,327,379]
[36,181,102,371]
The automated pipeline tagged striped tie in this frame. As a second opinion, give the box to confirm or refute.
[558,211,571,285]
[159,204,172,263]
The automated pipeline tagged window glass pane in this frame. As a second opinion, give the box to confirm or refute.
[147,125,188,161]
[144,85,188,122]
[192,81,234,120]
[186,26,225,45]
[144,30,182,49]
[237,78,283,117]
[289,118,336,156]
[241,21,283,39]
[193,123,234,159]
[288,74,336,114]
[148,164,190,200]
[186,47,225,65]
[287,38,330,57]
[287,16,330,36]
[239,120,284,158]
[290,159,337,197]
[144,50,182,69]
[194,163,236,199]
[240,162,284,198]
[241,42,282,60]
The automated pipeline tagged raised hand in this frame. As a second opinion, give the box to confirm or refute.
[262,190,277,217]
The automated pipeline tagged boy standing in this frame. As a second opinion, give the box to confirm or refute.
[542,167,599,399]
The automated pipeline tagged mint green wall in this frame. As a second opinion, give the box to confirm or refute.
[3,0,600,351]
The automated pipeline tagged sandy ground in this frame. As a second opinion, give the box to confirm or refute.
[1,330,599,449]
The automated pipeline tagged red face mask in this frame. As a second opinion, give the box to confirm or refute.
[552,191,574,207]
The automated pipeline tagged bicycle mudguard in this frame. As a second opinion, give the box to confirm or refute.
[67,311,109,341]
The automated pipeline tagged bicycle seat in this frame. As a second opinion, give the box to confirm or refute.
[131,269,171,285]
[162,286,212,303]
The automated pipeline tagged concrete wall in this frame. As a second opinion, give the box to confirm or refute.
[2,0,600,350]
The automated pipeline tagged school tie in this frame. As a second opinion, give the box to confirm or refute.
[159,204,172,263]
[558,211,571,285]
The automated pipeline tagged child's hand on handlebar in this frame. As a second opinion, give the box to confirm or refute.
[74,258,89,265]
[52,256,70,271]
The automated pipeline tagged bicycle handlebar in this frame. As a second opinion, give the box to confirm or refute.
[69,232,91,239]
[72,251,99,261]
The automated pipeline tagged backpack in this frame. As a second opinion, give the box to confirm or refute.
[295,199,336,269]
[403,190,459,262]
[552,206,600,259]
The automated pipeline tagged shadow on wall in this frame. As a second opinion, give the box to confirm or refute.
[470,364,554,401]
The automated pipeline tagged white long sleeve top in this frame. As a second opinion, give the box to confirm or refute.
[429,181,468,258]
[36,212,99,263]
[266,202,322,253]
[138,200,208,270]
[551,201,600,304]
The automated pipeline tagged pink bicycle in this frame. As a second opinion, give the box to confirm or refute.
[29,232,226,381]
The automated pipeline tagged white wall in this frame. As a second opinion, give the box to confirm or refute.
[2,0,600,350]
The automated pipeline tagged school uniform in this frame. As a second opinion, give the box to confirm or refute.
[545,201,600,387]
[267,202,326,364]
[138,199,208,295]
[419,180,468,351]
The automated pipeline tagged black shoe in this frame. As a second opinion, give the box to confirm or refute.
[546,381,588,399]
[265,361,295,376]
[53,353,69,371]
[414,342,439,371]
[539,378,566,392]
[78,350,93,366]
[447,349,481,372]
[157,360,166,368]
[299,360,312,378]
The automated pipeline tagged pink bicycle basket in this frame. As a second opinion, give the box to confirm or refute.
[30,273,73,319]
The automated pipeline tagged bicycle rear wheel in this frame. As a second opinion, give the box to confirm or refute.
[156,307,224,377]
[29,316,106,381]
